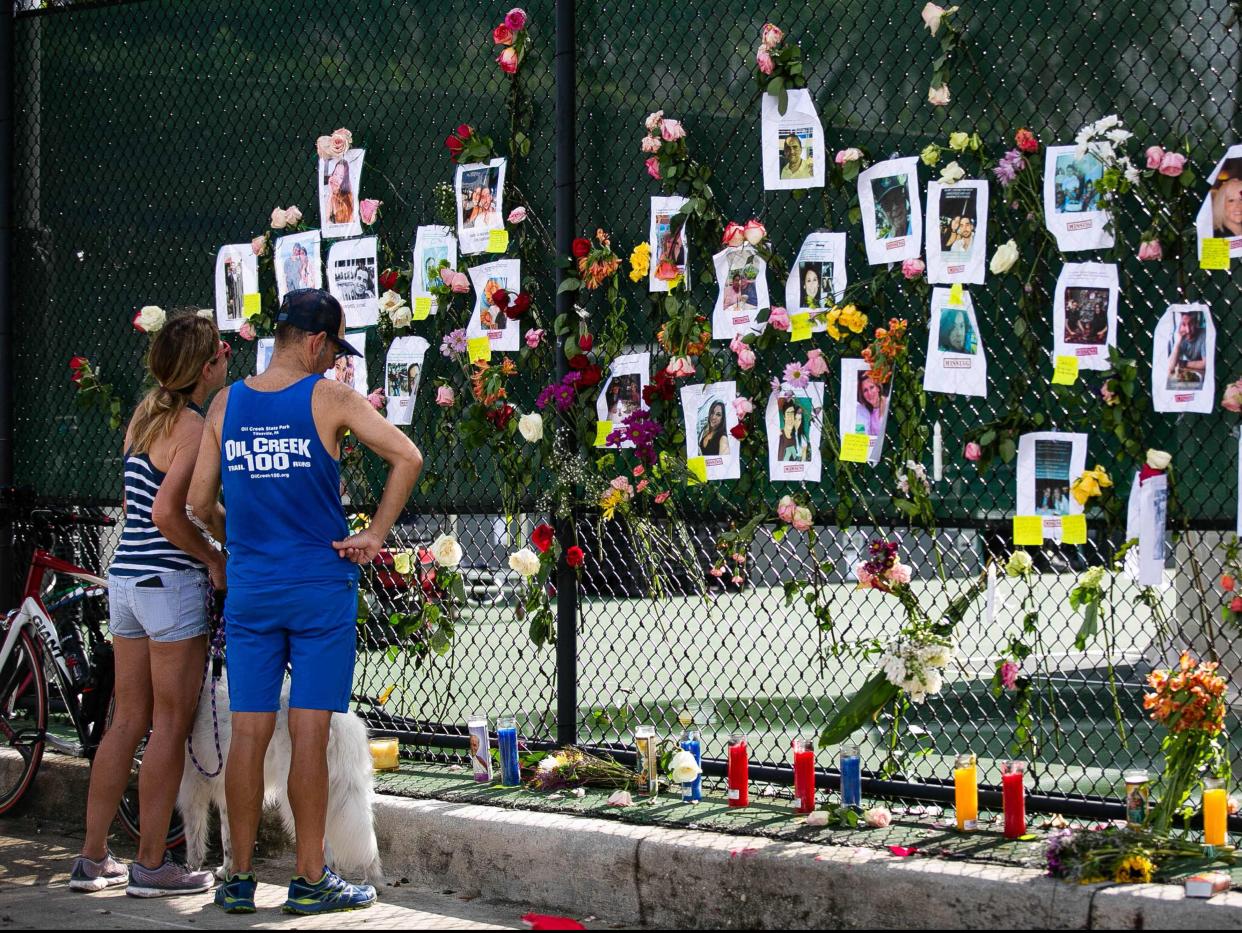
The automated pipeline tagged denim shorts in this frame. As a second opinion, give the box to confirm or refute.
[107,569,210,643]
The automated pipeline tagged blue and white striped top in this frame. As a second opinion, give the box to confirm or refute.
[109,414,207,577]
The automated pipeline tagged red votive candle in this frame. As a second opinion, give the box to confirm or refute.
[727,733,749,807]
[1001,760,1027,838]
[792,736,816,813]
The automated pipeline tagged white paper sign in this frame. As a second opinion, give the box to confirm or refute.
[1053,262,1118,371]
[926,180,988,285]
[385,336,429,426]
[1152,303,1214,414]
[858,157,922,265]
[412,226,458,305]
[711,244,768,341]
[649,196,690,292]
[214,244,259,333]
[324,330,368,396]
[760,89,826,191]
[767,382,824,483]
[838,358,892,465]
[923,287,987,397]
[318,149,365,240]
[596,352,650,447]
[274,231,323,302]
[1016,431,1088,541]
[255,338,274,375]
[326,236,379,329]
[466,259,521,353]
[1043,145,1114,252]
[1138,472,1169,587]
[680,381,740,481]
[455,157,508,255]
[785,232,846,326]
[1195,144,1242,261]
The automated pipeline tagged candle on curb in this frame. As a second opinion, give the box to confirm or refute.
[467,713,492,783]
[727,733,749,807]
[954,753,978,831]
[839,743,862,810]
[680,729,703,803]
[933,421,943,482]
[634,725,658,797]
[497,715,520,787]
[1123,769,1150,828]
[1204,777,1228,847]
[1001,759,1027,838]
[368,737,399,772]
[792,737,816,814]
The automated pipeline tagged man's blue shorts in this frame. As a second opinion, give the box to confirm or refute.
[224,579,358,713]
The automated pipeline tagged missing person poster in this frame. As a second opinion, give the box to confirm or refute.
[838,358,892,466]
[456,157,508,255]
[766,382,824,482]
[923,287,987,397]
[760,88,825,191]
[649,196,690,293]
[412,225,458,307]
[925,179,988,285]
[1195,144,1242,261]
[596,352,650,447]
[326,236,379,328]
[1016,431,1088,542]
[1052,262,1118,372]
[858,157,922,265]
[318,148,365,240]
[680,381,740,481]
[385,336,429,426]
[214,243,259,333]
[711,244,768,341]
[1043,145,1114,252]
[785,231,846,327]
[466,259,521,353]
[1152,303,1214,414]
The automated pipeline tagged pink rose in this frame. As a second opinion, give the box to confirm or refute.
[665,356,695,378]
[901,258,925,280]
[359,199,381,225]
[888,562,912,585]
[732,397,754,419]
[1101,383,1118,406]
[654,491,670,504]
[855,563,875,588]
[327,129,352,158]
[493,24,515,45]
[285,205,303,225]
[498,47,519,74]
[805,348,829,377]
[641,135,662,154]
[439,266,456,287]
[864,807,892,829]
[436,386,456,407]
[660,119,685,142]
[1222,379,1242,413]
[239,322,256,341]
[450,272,470,293]
[1145,145,1165,170]
[1137,239,1162,261]
[743,219,766,246]
[768,306,791,332]
[525,328,545,348]
[645,156,661,180]
[928,84,951,106]
[722,222,746,248]
[760,23,784,49]
[777,495,797,524]
[508,206,527,224]
[315,136,336,160]
[270,207,289,229]
[835,147,862,165]
[504,7,527,30]
[730,336,756,371]
[1000,660,1019,690]
[709,566,726,578]
[644,110,664,133]
[251,235,267,257]
[1232,596,1242,613]
[756,49,774,74]
[791,506,813,533]
[1158,151,1186,177]
[964,442,982,462]
[367,389,386,411]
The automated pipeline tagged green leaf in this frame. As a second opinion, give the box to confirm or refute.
[1074,600,1099,650]
[999,438,1017,463]
[978,429,996,447]
[820,673,899,746]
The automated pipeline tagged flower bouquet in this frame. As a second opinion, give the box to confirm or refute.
[1046,824,1228,884]
[523,747,635,792]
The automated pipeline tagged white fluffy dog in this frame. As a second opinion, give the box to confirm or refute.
[178,672,384,884]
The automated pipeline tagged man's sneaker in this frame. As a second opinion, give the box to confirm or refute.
[68,852,128,892]
[283,866,376,915]
[126,854,214,898]
[213,871,257,913]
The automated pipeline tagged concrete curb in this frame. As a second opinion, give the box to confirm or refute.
[7,752,1242,929]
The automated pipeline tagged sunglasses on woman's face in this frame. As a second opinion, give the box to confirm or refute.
[212,340,233,365]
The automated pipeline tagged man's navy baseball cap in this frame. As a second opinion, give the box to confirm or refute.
[276,288,361,357]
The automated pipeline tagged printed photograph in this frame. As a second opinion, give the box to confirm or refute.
[653,210,687,282]
[421,245,450,292]
[937,307,978,355]
[938,188,979,258]
[1062,286,1110,345]
[1033,438,1074,517]
[1209,156,1242,238]
[222,251,246,321]
[1053,152,1104,214]
[798,261,833,310]
[331,256,376,303]
[853,370,891,436]
[459,165,503,230]
[721,249,760,315]
[477,276,513,332]
[694,396,732,457]
[385,360,422,398]
[321,156,356,227]
[778,127,815,181]
[602,373,641,422]
[276,233,320,298]
[774,394,814,463]
[871,175,911,239]
[1165,309,1207,391]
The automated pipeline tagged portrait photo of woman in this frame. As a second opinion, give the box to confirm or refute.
[799,262,831,310]
[1211,162,1242,238]
[324,158,355,226]
[464,183,502,230]
[937,307,977,355]
[776,397,812,462]
[696,399,731,457]
[854,372,887,436]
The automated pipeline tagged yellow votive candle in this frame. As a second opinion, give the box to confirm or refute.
[1204,781,1228,847]
[369,737,399,772]
[954,753,978,831]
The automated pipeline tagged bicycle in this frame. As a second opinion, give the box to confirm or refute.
[0,507,185,848]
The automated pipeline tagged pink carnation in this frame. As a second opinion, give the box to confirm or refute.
[1137,239,1162,261]
[525,328,545,349]
[239,322,256,341]
[888,562,912,585]
[1145,145,1166,170]
[436,386,456,407]
[964,442,982,462]
[645,157,661,180]
[504,7,527,30]
[768,306,791,332]
[1158,151,1187,177]
[508,206,527,224]
[901,258,925,280]
[1000,660,1020,690]
[805,348,829,377]
[359,198,382,225]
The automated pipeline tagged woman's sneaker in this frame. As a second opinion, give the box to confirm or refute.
[126,854,214,898]
[69,852,128,892]
[213,871,257,913]
[283,867,376,915]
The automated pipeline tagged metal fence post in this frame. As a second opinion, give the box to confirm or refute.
[553,0,577,748]
[0,1,15,609]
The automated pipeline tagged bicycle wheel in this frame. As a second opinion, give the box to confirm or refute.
[0,629,48,815]
[105,693,187,850]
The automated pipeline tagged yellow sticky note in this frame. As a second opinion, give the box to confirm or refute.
[467,336,492,363]
[1201,238,1230,271]
[1013,516,1044,546]
[686,457,708,485]
[487,229,510,253]
[1061,514,1087,545]
[242,293,261,318]
[413,297,432,320]
[790,313,812,342]
[839,433,871,463]
[594,421,614,448]
[1051,355,1079,386]
[948,283,964,307]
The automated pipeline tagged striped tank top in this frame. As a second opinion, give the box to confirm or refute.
[109,404,207,578]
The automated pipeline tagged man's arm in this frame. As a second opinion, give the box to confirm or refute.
[329,384,423,564]
[188,388,229,544]
[153,412,227,590]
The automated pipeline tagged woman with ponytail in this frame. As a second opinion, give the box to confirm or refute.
[73,312,231,897]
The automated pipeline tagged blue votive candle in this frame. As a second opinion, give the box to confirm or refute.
[680,729,703,803]
[840,743,862,809]
[498,715,520,787]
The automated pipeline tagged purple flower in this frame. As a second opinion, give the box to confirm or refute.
[782,360,810,388]
[441,328,468,357]
[607,408,663,464]
[992,149,1025,188]
[536,381,577,412]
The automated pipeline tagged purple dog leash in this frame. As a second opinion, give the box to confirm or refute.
[187,584,226,779]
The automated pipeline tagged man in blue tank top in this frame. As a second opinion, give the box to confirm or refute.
[190,289,422,914]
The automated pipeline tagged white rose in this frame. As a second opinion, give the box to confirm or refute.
[921,2,946,35]
[518,412,544,443]
[508,547,541,578]
[430,533,463,568]
[270,207,289,229]
[927,84,951,106]
[938,160,965,184]
[135,305,166,333]
[606,789,633,807]
[804,810,830,827]
[990,239,1019,275]
[390,304,413,328]
[285,205,303,225]
[316,135,336,160]
[668,750,702,784]
[1146,449,1171,471]
[379,290,405,313]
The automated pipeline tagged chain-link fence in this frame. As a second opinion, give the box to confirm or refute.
[8,0,1242,816]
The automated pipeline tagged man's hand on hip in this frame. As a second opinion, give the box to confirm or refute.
[332,528,384,564]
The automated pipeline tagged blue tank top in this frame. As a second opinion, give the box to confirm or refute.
[220,374,358,589]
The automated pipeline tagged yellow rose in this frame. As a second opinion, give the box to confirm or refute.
[948,131,970,151]
[392,550,415,575]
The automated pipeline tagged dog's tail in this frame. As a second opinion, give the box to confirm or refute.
[326,711,385,884]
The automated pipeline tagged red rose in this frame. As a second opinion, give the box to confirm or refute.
[578,364,603,388]
[578,334,594,352]
[492,24,515,45]
[491,288,511,309]
[485,403,516,430]
[730,424,747,440]
[69,356,86,371]
[565,546,584,568]
[568,353,590,370]
[379,269,399,291]
[512,292,531,315]
[446,134,464,156]
[532,523,555,553]
[571,237,591,258]
[457,123,473,140]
